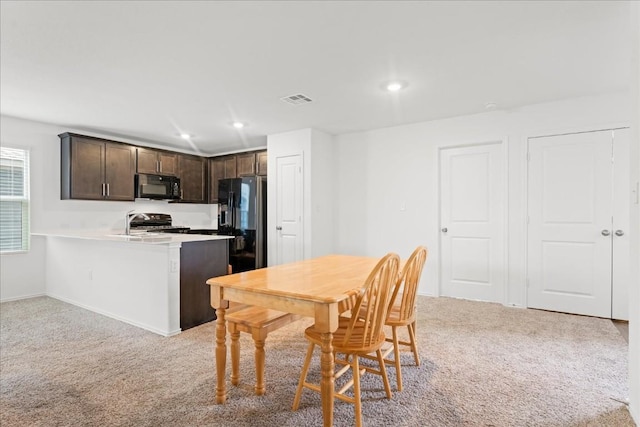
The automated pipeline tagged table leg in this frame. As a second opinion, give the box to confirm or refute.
[254,338,266,395]
[320,332,335,427]
[230,330,240,386]
[215,306,227,403]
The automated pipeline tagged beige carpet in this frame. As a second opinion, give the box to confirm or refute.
[0,296,633,426]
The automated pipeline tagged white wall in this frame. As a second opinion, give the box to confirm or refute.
[0,115,216,301]
[266,128,307,266]
[628,1,640,422]
[334,92,630,303]
[309,129,335,257]
[0,236,46,301]
[266,128,335,265]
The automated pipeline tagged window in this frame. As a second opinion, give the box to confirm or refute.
[0,147,30,252]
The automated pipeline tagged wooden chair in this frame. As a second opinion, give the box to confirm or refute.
[292,253,400,427]
[227,305,301,395]
[380,246,427,391]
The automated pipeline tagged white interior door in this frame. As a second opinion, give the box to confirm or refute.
[527,131,613,318]
[440,143,505,302]
[275,154,303,265]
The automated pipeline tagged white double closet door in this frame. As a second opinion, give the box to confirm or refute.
[527,128,630,320]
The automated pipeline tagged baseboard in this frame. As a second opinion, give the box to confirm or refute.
[417,291,436,297]
[0,293,46,303]
[46,294,182,337]
[417,292,528,309]
[504,302,526,309]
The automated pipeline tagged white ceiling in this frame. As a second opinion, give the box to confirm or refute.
[0,1,631,155]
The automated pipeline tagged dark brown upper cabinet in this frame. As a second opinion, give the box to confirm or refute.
[207,151,267,203]
[256,150,267,176]
[178,154,207,203]
[136,147,178,176]
[236,152,256,176]
[209,156,237,203]
[224,156,237,178]
[60,133,135,201]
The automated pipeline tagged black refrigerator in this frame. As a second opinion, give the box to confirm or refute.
[217,176,267,273]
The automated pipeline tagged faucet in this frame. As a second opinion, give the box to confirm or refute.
[125,210,150,235]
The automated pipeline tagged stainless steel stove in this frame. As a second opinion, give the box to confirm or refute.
[129,213,190,233]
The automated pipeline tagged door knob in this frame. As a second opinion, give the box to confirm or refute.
[276,226,282,231]
[441,227,448,233]
[601,229,611,236]
[615,229,624,236]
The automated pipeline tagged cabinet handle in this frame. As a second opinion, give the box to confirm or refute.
[102,183,106,197]
[158,160,161,173]
[615,229,624,236]
[276,226,282,231]
[601,229,611,236]
[106,183,110,197]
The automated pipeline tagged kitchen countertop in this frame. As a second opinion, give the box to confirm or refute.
[32,230,233,245]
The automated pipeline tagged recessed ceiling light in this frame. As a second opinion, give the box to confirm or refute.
[386,81,406,92]
[232,121,245,129]
[180,133,191,139]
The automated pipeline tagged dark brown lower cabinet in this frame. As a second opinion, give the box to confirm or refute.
[180,239,229,330]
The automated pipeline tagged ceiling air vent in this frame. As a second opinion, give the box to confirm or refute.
[281,94,313,105]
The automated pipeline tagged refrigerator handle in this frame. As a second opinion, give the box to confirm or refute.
[255,178,265,268]
[229,191,236,229]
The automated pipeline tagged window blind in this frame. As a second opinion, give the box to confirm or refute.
[0,147,30,252]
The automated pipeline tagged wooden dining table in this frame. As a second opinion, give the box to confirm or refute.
[206,254,381,427]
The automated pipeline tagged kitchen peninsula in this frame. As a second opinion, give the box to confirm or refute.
[35,231,232,336]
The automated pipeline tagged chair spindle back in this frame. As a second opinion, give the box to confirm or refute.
[389,246,427,321]
[344,253,400,348]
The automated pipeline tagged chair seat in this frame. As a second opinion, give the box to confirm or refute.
[356,302,414,326]
[304,316,386,355]
[386,304,416,326]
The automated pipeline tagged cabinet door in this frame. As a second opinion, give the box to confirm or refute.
[209,158,226,203]
[224,156,237,178]
[180,240,228,329]
[137,148,178,176]
[256,151,268,176]
[158,152,178,176]
[236,152,256,176]
[136,148,159,174]
[105,143,136,201]
[179,155,207,203]
[70,137,105,200]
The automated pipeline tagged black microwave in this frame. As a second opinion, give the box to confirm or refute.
[135,174,181,200]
